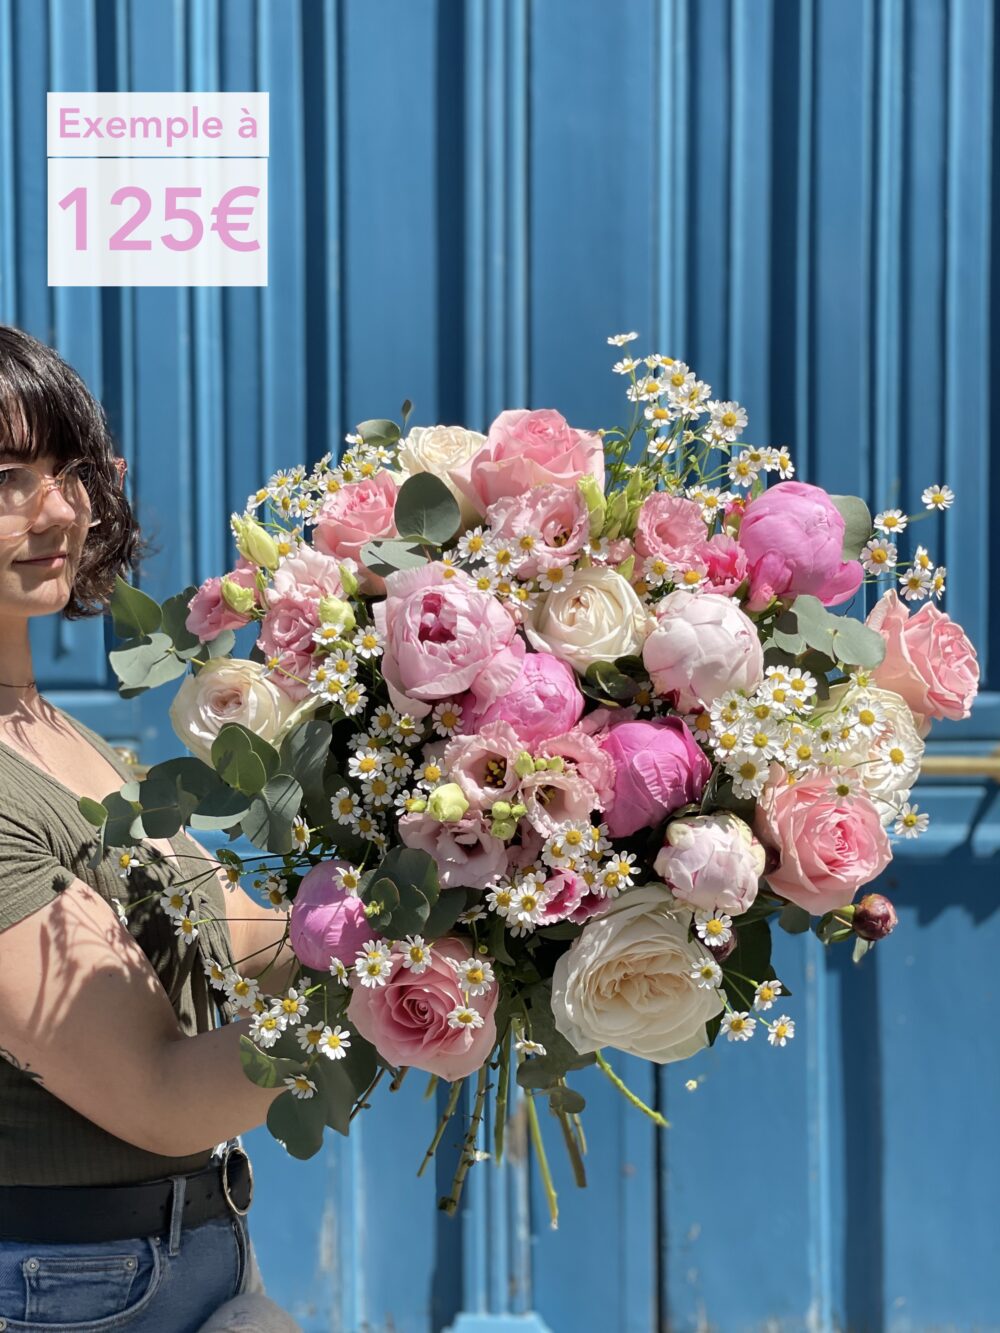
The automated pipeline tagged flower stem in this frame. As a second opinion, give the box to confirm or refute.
[493,1029,512,1166]
[555,1107,587,1189]
[349,1065,385,1122]
[417,1077,465,1178]
[389,1065,409,1092]
[595,1051,670,1128]
[423,1074,439,1101]
[441,1063,490,1216]
[524,1090,559,1230]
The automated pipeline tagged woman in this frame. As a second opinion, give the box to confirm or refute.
[0,325,301,1331]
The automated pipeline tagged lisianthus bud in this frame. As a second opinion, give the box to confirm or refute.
[338,563,359,597]
[852,893,898,941]
[514,751,536,779]
[232,516,279,570]
[428,782,470,823]
[220,577,256,616]
[318,595,356,634]
[577,474,606,539]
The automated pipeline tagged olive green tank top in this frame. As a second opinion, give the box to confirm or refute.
[0,707,239,1186]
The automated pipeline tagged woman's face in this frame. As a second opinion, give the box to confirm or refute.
[0,451,90,621]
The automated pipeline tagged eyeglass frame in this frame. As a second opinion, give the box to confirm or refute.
[0,458,102,540]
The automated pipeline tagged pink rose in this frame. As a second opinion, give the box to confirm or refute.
[373,564,525,716]
[289,860,374,971]
[456,408,605,516]
[653,812,765,915]
[538,869,588,924]
[599,717,711,838]
[738,481,864,610]
[314,472,398,591]
[701,533,749,596]
[642,590,765,711]
[634,493,708,565]
[463,652,585,746]
[443,722,524,807]
[397,810,508,890]
[754,765,892,915]
[185,556,259,639]
[485,484,591,577]
[866,590,979,723]
[347,936,498,1081]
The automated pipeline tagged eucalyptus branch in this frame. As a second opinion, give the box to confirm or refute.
[349,1066,386,1122]
[555,1105,587,1189]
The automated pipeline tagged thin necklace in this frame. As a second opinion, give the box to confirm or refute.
[0,678,36,689]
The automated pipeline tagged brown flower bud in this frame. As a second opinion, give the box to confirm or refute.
[852,893,898,942]
[704,931,738,962]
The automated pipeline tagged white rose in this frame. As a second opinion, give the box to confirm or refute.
[642,589,764,711]
[169,658,306,765]
[820,684,925,824]
[524,567,653,673]
[394,425,488,526]
[551,884,724,1063]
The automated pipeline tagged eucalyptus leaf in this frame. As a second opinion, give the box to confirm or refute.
[132,776,184,839]
[584,660,638,702]
[160,585,201,655]
[778,902,812,934]
[202,629,236,662]
[102,790,142,848]
[360,538,429,578]
[422,888,470,941]
[211,724,280,796]
[190,784,251,830]
[78,796,107,827]
[266,1089,326,1160]
[279,720,333,824]
[547,1085,586,1115]
[239,1035,307,1089]
[109,633,188,693]
[393,472,461,546]
[789,595,838,656]
[357,418,401,448]
[830,494,874,559]
[767,607,805,655]
[110,576,162,639]
[830,616,887,669]
[243,774,304,853]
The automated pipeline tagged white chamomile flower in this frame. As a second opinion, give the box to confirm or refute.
[726,451,759,488]
[601,853,638,896]
[487,541,518,575]
[330,786,361,825]
[893,801,929,839]
[899,566,932,602]
[275,988,310,1026]
[250,1011,285,1048]
[766,1015,795,1047]
[874,508,908,535]
[721,1011,757,1042]
[457,904,487,925]
[457,526,492,561]
[538,564,572,592]
[912,544,934,572]
[508,582,538,611]
[753,979,784,1011]
[690,957,723,989]
[861,537,898,575]
[383,749,415,783]
[369,707,397,737]
[284,1073,318,1100]
[400,935,432,974]
[706,400,748,443]
[360,773,395,807]
[486,882,516,917]
[296,1023,326,1053]
[394,789,426,817]
[450,955,495,997]
[646,434,677,461]
[447,1004,485,1031]
[930,566,947,600]
[391,713,422,747]
[352,626,383,659]
[117,848,143,879]
[225,973,262,1010]
[728,751,769,798]
[612,356,642,375]
[414,758,445,789]
[329,957,349,984]
[159,886,190,919]
[670,563,709,592]
[341,680,368,715]
[348,748,384,780]
[174,914,199,942]
[291,817,311,852]
[432,700,463,737]
[319,1024,352,1060]
[508,877,549,934]
[710,690,746,729]
[921,483,955,511]
[203,956,229,989]
[607,331,640,346]
[786,670,818,709]
[694,909,733,948]
[848,696,887,739]
[355,940,394,988]
[515,1039,547,1056]
[741,718,783,758]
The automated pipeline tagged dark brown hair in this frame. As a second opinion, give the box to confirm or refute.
[0,324,149,619]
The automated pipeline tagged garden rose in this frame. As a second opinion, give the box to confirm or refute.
[465,652,584,746]
[258,596,320,702]
[551,884,724,1063]
[599,717,711,838]
[485,485,591,577]
[394,424,487,525]
[633,493,708,565]
[185,556,258,640]
[289,860,373,971]
[866,590,979,723]
[738,480,864,610]
[754,764,893,915]
[457,408,605,515]
[397,809,509,890]
[642,590,764,711]
[347,935,498,1080]
[524,567,653,673]
[168,658,302,764]
[313,471,398,591]
[653,811,765,915]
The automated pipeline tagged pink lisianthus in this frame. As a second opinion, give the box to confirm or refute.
[537,727,616,810]
[463,651,585,746]
[634,493,709,565]
[701,533,749,596]
[485,484,591,577]
[373,564,525,716]
[865,590,979,723]
[185,556,259,640]
[642,589,765,711]
[443,721,525,807]
[737,480,864,611]
[754,764,893,915]
[537,869,589,924]
[269,544,351,603]
[653,812,765,915]
[289,860,374,972]
[599,717,711,838]
[456,408,605,516]
[397,809,509,890]
[313,471,398,592]
[258,593,320,700]
[519,767,600,837]
[347,936,498,1081]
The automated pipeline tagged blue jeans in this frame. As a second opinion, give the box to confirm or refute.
[0,1165,253,1331]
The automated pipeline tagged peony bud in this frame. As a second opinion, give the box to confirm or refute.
[232,516,279,571]
[318,595,356,634]
[852,893,898,941]
[220,577,256,616]
[427,782,470,823]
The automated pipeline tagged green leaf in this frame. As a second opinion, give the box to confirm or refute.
[720,919,773,1011]
[767,607,805,656]
[109,633,187,694]
[243,774,304,853]
[160,585,201,655]
[211,723,281,796]
[517,982,596,1087]
[190,784,251,830]
[78,796,107,827]
[830,494,874,559]
[357,418,401,448]
[393,472,461,546]
[313,1059,360,1137]
[110,576,161,639]
[239,1035,307,1089]
[583,660,638,703]
[778,902,812,934]
[132,775,184,839]
[852,936,873,964]
[102,789,142,848]
[203,629,236,661]
[789,595,838,657]
[422,888,470,941]
[547,1085,586,1115]
[486,913,515,966]
[360,538,429,579]
[829,616,887,669]
[266,1089,326,1160]
[360,847,441,937]
[279,720,333,825]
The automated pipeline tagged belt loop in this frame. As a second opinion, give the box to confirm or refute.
[167,1173,187,1256]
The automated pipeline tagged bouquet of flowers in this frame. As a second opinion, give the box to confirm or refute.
[88,332,979,1221]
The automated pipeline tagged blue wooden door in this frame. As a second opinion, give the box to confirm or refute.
[3,1,997,1328]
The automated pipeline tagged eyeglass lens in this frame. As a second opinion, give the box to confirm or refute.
[0,460,100,538]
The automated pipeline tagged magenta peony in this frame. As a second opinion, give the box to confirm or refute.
[289,860,374,971]
[599,717,711,838]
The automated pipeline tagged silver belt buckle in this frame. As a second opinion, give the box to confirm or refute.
[220,1144,254,1217]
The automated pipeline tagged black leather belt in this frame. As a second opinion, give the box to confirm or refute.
[0,1144,254,1244]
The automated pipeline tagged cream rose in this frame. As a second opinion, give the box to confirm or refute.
[524,567,653,674]
[551,884,723,1063]
[393,425,488,526]
[169,658,308,764]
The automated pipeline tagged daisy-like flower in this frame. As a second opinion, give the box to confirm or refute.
[432,701,463,737]
[256,874,291,911]
[670,563,710,592]
[508,877,549,934]
[690,956,723,989]
[117,848,143,879]
[646,434,677,461]
[861,536,898,575]
[874,508,907,535]
[727,751,770,799]
[899,566,932,602]
[671,378,712,417]
[607,331,639,346]
[381,750,415,785]
[694,909,733,948]
[291,817,311,852]
[330,786,362,825]
[275,987,310,1026]
[911,544,934,572]
[174,914,199,942]
[930,566,947,600]
[485,882,516,918]
[753,978,784,1011]
[447,1004,485,1031]
[726,451,760,489]
[352,626,383,659]
[457,904,487,925]
[319,1024,352,1060]
[203,956,229,989]
[515,1038,547,1056]
[741,718,783,759]
[612,356,641,375]
[457,526,493,561]
[688,485,734,524]
[390,713,422,747]
[848,696,887,740]
[538,564,572,592]
[159,886,190,919]
[296,1024,326,1053]
[449,956,495,997]
[766,1015,795,1047]
[721,1011,757,1042]
[394,789,427,817]
[361,773,395,808]
[355,940,394,988]
[781,727,819,771]
[348,748,384,781]
[414,758,445,789]
[711,727,744,762]
[706,400,748,443]
[508,582,539,612]
[893,801,929,839]
[400,934,433,974]
[329,957,349,984]
[284,1073,318,1100]
[249,1011,285,1048]
[786,670,818,709]
[880,738,915,778]
[225,973,262,1010]
[767,447,795,478]
[921,483,955,511]
[710,690,746,730]
[369,708,397,738]
[341,682,368,717]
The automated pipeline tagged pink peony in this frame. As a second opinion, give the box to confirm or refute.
[313,472,398,591]
[289,860,374,971]
[397,810,509,890]
[599,717,711,838]
[464,652,585,746]
[185,556,259,640]
[701,533,749,596]
[642,589,765,711]
[754,764,892,915]
[456,408,605,516]
[738,481,864,610]
[347,936,498,1081]
[485,484,591,577]
[443,721,524,807]
[373,564,525,716]
[653,812,765,915]
[634,493,709,565]
[866,590,979,723]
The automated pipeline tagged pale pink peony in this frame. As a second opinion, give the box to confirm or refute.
[634,493,709,565]
[653,812,765,915]
[463,652,585,746]
[347,936,498,1081]
[642,589,764,711]
[738,480,864,611]
[754,764,892,915]
[701,533,750,596]
[866,590,979,723]
[397,809,509,890]
[456,408,605,516]
[373,564,524,716]
[599,717,711,838]
[485,484,591,577]
[289,860,374,971]
[185,556,259,639]
[313,472,398,591]
[443,721,525,807]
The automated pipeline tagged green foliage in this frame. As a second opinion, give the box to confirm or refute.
[159,585,202,656]
[211,723,281,796]
[242,775,304,853]
[78,796,107,827]
[581,660,639,705]
[778,902,812,934]
[829,494,874,559]
[239,1036,307,1089]
[279,720,333,827]
[110,576,162,638]
[266,1089,327,1160]
[109,633,188,695]
[547,1084,586,1115]
[764,595,886,670]
[360,538,429,578]
[360,846,441,936]
[422,888,470,941]
[357,418,401,448]
[719,918,774,1013]
[515,982,596,1093]
[393,472,462,546]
